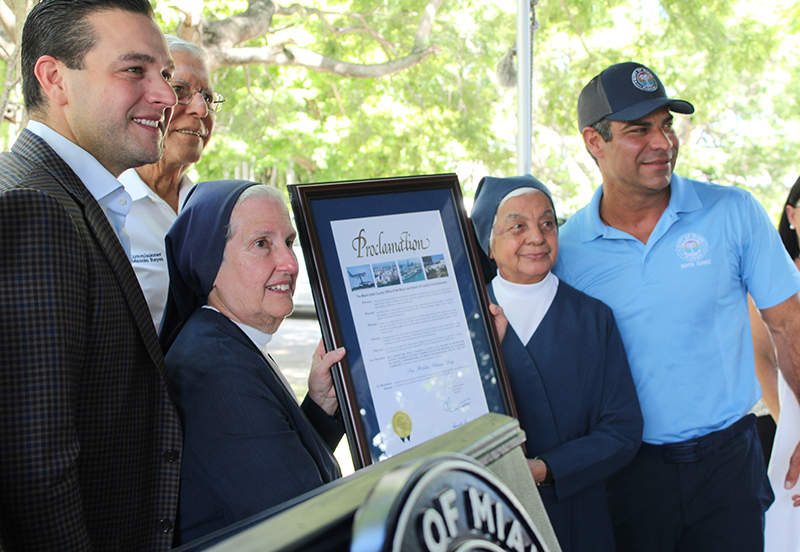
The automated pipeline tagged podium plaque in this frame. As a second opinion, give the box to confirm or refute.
[175,414,561,552]
[351,454,552,552]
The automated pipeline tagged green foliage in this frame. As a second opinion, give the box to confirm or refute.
[3,0,799,221]
[181,0,518,192]
[530,0,800,219]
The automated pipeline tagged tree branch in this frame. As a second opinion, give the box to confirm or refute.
[0,32,14,62]
[1,37,20,124]
[203,0,276,49]
[181,0,442,77]
[0,1,15,43]
[216,43,439,78]
[559,0,591,57]
[413,0,445,52]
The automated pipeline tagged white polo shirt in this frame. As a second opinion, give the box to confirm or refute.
[119,169,194,330]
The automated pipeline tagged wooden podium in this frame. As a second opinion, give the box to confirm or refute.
[174,414,561,552]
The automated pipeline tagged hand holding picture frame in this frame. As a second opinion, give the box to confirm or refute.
[289,174,516,469]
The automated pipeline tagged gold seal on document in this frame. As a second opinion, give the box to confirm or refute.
[392,410,412,442]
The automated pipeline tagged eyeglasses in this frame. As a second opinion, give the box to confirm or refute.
[171,79,225,113]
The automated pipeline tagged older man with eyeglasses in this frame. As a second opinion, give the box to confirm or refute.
[119,35,224,330]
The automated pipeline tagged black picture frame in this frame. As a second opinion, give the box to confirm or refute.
[289,174,516,469]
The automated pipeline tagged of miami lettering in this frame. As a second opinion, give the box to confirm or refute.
[351,228,431,259]
[420,486,539,552]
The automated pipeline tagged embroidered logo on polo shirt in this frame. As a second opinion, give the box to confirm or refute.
[632,67,658,92]
[130,252,165,264]
[676,233,708,265]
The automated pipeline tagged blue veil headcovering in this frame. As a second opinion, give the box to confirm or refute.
[470,174,555,257]
[159,179,260,351]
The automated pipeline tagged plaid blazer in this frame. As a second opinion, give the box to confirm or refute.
[0,130,182,551]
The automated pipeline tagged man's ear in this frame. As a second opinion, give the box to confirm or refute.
[582,126,605,160]
[33,55,69,107]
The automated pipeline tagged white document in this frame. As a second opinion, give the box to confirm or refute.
[331,210,489,459]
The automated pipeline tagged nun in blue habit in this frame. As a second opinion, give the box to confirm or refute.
[471,175,643,552]
[159,180,345,545]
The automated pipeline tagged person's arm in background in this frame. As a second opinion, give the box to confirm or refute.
[760,293,800,503]
[750,294,780,421]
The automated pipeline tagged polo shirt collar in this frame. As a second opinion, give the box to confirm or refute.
[119,169,196,212]
[582,183,608,241]
[120,168,151,201]
[580,174,703,242]
[667,174,703,215]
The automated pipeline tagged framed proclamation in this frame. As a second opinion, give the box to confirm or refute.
[288,174,516,469]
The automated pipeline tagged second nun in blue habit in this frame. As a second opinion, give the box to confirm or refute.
[471,175,643,552]
[160,180,346,545]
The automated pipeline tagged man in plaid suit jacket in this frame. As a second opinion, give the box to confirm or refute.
[0,1,183,550]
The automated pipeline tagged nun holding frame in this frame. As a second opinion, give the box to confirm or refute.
[160,180,346,545]
[470,174,643,552]
[289,173,516,469]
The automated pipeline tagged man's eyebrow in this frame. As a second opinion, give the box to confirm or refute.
[621,114,674,130]
[117,52,175,71]
[621,120,651,130]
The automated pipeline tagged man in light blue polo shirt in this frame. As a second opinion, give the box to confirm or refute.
[554,61,800,552]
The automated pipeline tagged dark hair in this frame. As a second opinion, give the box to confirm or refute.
[21,0,155,114]
[778,175,800,260]
[591,118,613,142]
[585,118,612,164]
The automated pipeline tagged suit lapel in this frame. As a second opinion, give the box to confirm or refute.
[11,130,165,370]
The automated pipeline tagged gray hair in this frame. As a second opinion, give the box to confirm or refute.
[165,35,208,62]
[592,118,613,142]
[586,118,613,164]
[224,185,290,243]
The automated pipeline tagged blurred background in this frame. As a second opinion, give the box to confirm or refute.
[2,0,799,220]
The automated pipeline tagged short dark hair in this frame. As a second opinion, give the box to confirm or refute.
[585,118,612,164]
[21,0,155,114]
[591,118,612,142]
[779,175,800,260]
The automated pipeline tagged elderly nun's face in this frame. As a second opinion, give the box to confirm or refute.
[489,190,558,285]
[208,195,299,333]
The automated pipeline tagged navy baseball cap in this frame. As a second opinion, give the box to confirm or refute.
[577,62,694,130]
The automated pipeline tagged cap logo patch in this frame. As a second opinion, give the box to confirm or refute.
[631,67,658,92]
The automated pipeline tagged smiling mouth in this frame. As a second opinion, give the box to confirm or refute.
[176,129,207,138]
[266,284,292,292]
[643,158,671,166]
[133,118,160,129]
[523,249,550,257]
